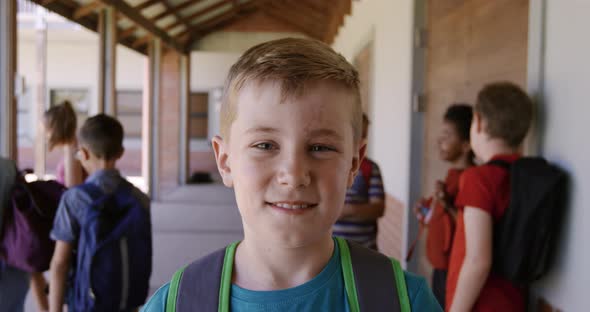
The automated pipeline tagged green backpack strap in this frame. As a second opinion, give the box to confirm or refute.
[166,266,186,312]
[336,237,411,312]
[164,241,240,312]
[391,258,411,311]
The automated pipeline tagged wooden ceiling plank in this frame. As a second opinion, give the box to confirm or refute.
[73,1,104,20]
[97,0,185,53]
[150,0,195,22]
[166,0,233,32]
[29,0,147,55]
[135,0,162,11]
[262,3,324,40]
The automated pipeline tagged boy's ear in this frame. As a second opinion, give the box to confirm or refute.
[77,146,89,161]
[211,135,233,187]
[348,141,367,188]
[474,112,484,134]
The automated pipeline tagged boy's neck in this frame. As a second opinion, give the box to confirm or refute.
[85,161,118,176]
[477,138,519,163]
[232,234,334,291]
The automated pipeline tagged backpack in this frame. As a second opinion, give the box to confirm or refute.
[488,157,567,285]
[0,173,66,272]
[68,182,152,312]
[165,237,411,312]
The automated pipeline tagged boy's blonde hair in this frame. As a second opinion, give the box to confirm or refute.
[220,38,363,144]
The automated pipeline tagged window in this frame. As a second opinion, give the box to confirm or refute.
[189,93,208,139]
[49,88,90,123]
[116,90,142,138]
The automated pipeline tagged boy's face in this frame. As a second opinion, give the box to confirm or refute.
[437,121,468,162]
[212,81,364,247]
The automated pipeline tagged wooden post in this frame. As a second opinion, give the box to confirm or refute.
[98,6,117,116]
[143,39,161,199]
[34,6,48,177]
[0,0,17,159]
[179,54,190,185]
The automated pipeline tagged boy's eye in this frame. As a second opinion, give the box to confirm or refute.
[254,142,275,150]
[310,145,335,152]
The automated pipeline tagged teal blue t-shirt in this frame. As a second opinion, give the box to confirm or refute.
[141,241,441,311]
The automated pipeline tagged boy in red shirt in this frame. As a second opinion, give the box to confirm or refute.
[446,82,533,312]
[414,104,473,308]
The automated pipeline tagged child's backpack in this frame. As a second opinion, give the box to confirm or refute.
[69,182,152,312]
[0,173,65,272]
[165,237,411,312]
[488,157,567,285]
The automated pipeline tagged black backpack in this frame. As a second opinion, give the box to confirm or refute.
[488,157,567,285]
[166,237,412,312]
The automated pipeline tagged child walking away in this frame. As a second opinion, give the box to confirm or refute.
[142,38,441,311]
[49,114,152,312]
[411,104,473,308]
[447,82,536,312]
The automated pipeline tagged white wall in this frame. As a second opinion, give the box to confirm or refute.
[532,1,590,309]
[190,51,240,91]
[17,26,145,143]
[332,0,415,202]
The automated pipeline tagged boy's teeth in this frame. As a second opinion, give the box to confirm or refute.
[275,203,309,209]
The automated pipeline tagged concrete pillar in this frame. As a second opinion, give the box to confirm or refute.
[98,6,117,116]
[179,54,190,185]
[143,39,161,199]
[158,48,182,193]
[0,0,17,159]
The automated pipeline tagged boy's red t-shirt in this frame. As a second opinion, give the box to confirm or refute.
[446,154,525,312]
[425,168,462,270]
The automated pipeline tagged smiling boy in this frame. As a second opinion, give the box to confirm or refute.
[142,38,440,312]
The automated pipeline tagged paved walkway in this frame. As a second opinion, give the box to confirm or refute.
[24,183,242,311]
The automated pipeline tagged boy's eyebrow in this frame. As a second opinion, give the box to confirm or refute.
[245,126,280,135]
[309,129,344,141]
[244,127,344,140]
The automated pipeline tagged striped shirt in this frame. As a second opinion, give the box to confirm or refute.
[333,158,385,249]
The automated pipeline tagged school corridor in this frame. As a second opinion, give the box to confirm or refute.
[2,0,589,311]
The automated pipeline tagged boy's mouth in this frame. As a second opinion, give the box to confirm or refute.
[266,201,318,212]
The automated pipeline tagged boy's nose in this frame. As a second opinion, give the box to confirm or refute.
[277,154,311,188]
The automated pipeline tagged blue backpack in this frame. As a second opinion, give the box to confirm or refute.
[69,182,152,312]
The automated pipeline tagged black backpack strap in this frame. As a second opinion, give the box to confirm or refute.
[167,247,226,312]
[487,159,512,170]
[0,157,17,235]
[339,237,409,312]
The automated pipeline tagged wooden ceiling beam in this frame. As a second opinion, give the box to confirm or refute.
[324,0,348,43]
[158,0,192,32]
[118,25,138,40]
[183,0,267,50]
[135,0,162,11]
[97,0,185,53]
[29,0,147,55]
[283,0,327,22]
[261,3,324,40]
[132,34,152,49]
[73,1,104,20]
[165,0,233,32]
[150,0,195,22]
